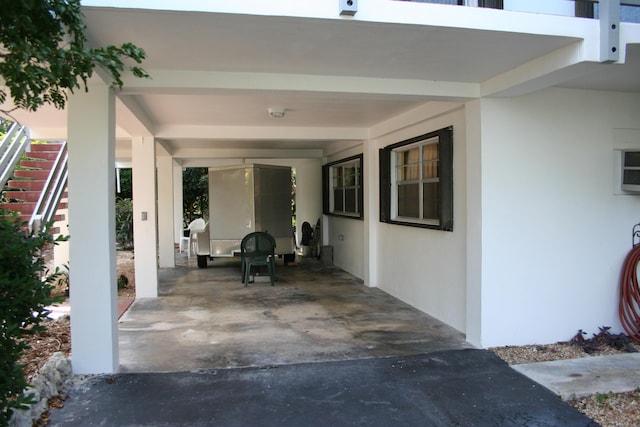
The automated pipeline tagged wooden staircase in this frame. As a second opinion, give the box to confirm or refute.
[1,143,68,229]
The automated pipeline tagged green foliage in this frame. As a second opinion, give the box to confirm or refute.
[594,392,615,404]
[183,168,208,226]
[0,0,148,117]
[0,118,9,135]
[0,210,65,426]
[115,198,133,250]
[117,168,132,200]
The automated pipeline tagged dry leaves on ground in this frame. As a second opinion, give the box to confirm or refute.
[19,318,71,380]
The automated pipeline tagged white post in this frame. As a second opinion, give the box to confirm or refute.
[173,163,184,245]
[465,100,483,348]
[363,141,378,287]
[67,84,118,374]
[157,144,175,268]
[132,136,159,297]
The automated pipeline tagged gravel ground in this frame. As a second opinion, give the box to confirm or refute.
[490,340,640,427]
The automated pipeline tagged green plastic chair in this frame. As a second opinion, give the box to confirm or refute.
[240,231,276,286]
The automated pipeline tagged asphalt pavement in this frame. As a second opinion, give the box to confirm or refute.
[47,349,596,426]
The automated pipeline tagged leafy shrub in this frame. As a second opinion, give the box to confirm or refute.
[571,326,638,354]
[183,168,208,226]
[0,211,66,426]
[117,274,129,289]
[115,197,134,250]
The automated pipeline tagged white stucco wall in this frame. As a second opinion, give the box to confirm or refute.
[374,108,468,333]
[327,216,365,278]
[477,88,640,347]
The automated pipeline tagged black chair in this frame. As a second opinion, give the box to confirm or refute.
[240,231,276,286]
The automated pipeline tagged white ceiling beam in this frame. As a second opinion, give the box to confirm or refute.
[155,124,369,141]
[116,97,155,137]
[370,101,463,140]
[481,41,600,98]
[120,71,480,101]
[171,147,324,160]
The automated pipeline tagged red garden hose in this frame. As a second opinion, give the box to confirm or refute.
[619,244,640,343]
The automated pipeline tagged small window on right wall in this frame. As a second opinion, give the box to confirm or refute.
[379,126,453,231]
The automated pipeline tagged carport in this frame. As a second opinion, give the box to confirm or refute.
[118,253,472,373]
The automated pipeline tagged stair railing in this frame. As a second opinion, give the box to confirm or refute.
[29,141,68,234]
[0,123,30,190]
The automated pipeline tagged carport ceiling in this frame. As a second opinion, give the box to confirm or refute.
[19,6,640,150]
[132,91,427,129]
[83,8,575,82]
[80,7,579,141]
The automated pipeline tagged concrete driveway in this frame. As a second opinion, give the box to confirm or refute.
[118,256,473,372]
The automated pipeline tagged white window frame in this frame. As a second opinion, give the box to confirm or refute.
[379,126,453,231]
[391,136,440,226]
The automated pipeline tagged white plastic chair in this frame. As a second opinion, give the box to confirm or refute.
[190,220,208,256]
[180,218,206,258]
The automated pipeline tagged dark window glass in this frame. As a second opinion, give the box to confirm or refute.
[624,152,640,167]
[624,170,640,185]
[334,189,344,211]
[398,183,420,218]
[423,182,439,220]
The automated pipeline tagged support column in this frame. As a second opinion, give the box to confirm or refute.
[363,141,378,287]
[173,163,184,245]
[67,84,118,374]
[599,0,620,63]
[132,137,159,297]
[157,144,175,268]
[465,100,483,348]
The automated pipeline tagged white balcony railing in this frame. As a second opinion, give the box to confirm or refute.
[398,0,639,62]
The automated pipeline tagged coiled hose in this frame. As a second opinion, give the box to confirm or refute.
[619,244,640,343]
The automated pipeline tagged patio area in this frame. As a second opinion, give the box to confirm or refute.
[118,253,473,373]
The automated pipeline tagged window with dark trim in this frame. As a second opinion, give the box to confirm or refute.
[380,126,453,231]
[322,154,363,219]
[478,0,503,9]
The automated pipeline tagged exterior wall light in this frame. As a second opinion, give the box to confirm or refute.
[340,0,357,16]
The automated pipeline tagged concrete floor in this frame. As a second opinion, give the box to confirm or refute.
[118,255,473,373]
[49,254,596,426]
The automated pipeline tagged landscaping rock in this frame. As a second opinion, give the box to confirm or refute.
[9,352,72,427]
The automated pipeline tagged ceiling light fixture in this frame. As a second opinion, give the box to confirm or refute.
[268,107,286,119]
